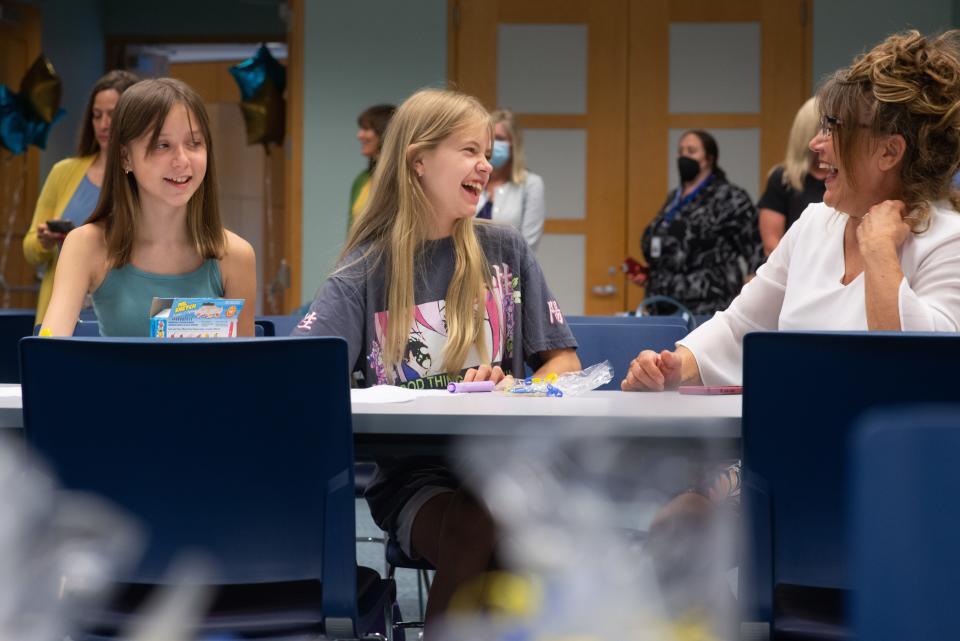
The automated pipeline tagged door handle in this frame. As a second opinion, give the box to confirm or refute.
[591,284,617,296]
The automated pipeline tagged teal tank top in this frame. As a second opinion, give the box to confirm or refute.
[92,259,224,336]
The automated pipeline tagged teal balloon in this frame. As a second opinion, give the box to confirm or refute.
[0,84,64,155]
[229,45,286,101]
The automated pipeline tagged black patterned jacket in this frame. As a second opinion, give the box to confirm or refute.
[641,176,762,315]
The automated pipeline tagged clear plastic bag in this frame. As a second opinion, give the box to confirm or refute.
[503,361,614,397]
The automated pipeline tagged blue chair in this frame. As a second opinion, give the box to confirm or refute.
[255,318,276,336]
[19,336,395,640]
[33,320,101,337]
[741,332,960,641]
[851,405,960,641]
[0,309,35,383]
[565,315,690,330]
[566,321,688,390]
[259,314,303,337]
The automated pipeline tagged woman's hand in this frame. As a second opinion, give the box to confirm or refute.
[857,200,910,258]
[627,272,648,286]
[463,364,507,384]
[36,223,66,250]
[622,349,684,391]
[859,200,910,331]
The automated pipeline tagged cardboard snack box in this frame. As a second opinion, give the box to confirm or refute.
[149,297,244,338]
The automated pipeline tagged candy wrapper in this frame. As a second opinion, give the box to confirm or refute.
[504,361,613,397]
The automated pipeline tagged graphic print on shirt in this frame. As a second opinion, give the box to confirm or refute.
[368,264,520,389]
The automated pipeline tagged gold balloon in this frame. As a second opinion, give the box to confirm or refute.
[20,54,62,124]
[238,78,285,147]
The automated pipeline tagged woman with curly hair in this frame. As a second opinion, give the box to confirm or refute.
[623,29,960,391]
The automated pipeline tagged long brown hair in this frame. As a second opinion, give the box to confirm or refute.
[343,88,493,380]
[76,70,139,157]
[86,78,225,268]
[817,30,960,229]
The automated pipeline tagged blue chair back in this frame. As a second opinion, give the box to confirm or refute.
[19,336,361,628]
[0,310,35,383]
[255,318,275,336]
[851,404,960,641]
[741,332,960,629]
[567,321,687,390]
[258,314,302,337]
[565,314,689,329]
[33,320,101,337]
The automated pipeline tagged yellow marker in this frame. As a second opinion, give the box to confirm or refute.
[38,328,53,337]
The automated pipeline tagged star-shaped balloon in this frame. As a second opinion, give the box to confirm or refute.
[229,45,286,101]
[229,46,286,148]
[20,54,63,123]
[0,55,64,155]
[237,76,285,147]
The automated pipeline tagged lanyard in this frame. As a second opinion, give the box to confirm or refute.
[662,174,714,224]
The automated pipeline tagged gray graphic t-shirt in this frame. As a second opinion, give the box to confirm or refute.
[293,223,577,533]
[294,223,576,389]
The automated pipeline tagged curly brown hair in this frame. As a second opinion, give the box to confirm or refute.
[817,30,960,230]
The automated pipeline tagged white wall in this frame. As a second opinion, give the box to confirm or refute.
[300,0,447,304]
[812,0,954,87]
[30,0,104,179]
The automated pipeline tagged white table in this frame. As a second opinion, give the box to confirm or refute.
[1,383,741,435]
[0,384,21,428]
[352,389,740,438]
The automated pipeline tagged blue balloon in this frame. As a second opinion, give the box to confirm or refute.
[229,45,286,101]
[0,84,64,155]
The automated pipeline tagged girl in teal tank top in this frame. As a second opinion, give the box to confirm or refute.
[40,78,256,337]
[92,260,224,336]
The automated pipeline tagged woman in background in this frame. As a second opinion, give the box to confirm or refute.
[635,129,761,315]
[23,70,139,324]
[349,103,395,225]
[757,97,827,256]
[475,108,545,251]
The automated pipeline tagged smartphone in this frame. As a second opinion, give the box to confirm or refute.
[45,219,75,234]
[622,256,649,277]
[678,385,743,395]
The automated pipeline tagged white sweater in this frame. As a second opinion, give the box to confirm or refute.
[678,201,960,385]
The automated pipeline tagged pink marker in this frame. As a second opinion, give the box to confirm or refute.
[447,381,496,393]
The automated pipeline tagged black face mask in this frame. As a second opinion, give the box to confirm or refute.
[677,156,701,183]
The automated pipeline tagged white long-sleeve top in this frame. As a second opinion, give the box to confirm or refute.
[476,172,545,252]
[678,200,960,385]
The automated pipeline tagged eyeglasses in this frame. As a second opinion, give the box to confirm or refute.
[819,114,874,138]
[819,115,841,137]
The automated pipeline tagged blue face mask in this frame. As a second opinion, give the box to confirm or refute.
[490,140,511,169]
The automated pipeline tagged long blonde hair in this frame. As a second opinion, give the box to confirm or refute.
[780,97,820,192]
[491,108,528,184]
[343,88,493,380]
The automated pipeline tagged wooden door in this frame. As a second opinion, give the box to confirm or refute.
[450,0,811,315]
[626,0,812,311]
[0,1,41,309]
[168,60,288,315]
[450,0,629,315]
